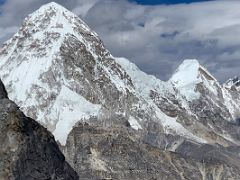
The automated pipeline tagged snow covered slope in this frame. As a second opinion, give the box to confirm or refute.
[0,2,240,147]
[169,59,240,122]
[115,57,207,143]
[0,2,129,144]
[169,59,218,100]
[117,57,240,146]
[169,59,240,145]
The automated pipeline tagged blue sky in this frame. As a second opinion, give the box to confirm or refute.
[131,0,212,5]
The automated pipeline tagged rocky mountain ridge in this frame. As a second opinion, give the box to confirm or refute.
[61,122,240,179]
[0,79,78,179]
[224,76,240,91]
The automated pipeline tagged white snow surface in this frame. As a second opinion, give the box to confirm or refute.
[159,113,207,143]
[115,57,174,98]
[128,116,142,130]
[116,57,207,143]
[169,59,219,101]
[50,86,101,145]
[169,59,201,100]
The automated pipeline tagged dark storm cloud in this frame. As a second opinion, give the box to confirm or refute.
[0,0,239,82]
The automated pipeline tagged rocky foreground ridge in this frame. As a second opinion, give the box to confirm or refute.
[0,79,78,179]
[1,2,240,180]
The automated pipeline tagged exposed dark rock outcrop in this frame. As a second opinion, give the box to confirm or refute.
[0,80,78,179]
[62,122,240,180]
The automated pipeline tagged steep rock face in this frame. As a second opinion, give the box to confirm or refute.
[61,123,240,180]
[118,58,240,146]
[0,80,78,179]
[169,60,240,145]
[115,58,209,144]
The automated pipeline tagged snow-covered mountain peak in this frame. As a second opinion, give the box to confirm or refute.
[0,1,102,104]
[22,1,97,39]
[0,2,130,145]
[170,59,201,87]
[224,76,240,91]
[28,1,87,27]
[35,1,69,13]
[169,59,219,100]
[0,1,101,64]
[40,1,68,10]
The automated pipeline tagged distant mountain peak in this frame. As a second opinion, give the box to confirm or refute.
[170,59,216,86]
[0,2,130,145]
[224,76,240,91]
[41,1,66,9]
[170,59,201,86]
[33,1,76,18]
[169,59,218,100]
[23,0,96,37]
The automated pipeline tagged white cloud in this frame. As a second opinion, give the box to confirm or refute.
[0,0,240,82]
[0,26,18,41]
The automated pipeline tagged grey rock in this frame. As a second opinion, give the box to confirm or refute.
[62,123,240,180]
[0,80,78,180]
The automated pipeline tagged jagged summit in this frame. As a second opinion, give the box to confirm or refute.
[170,59,201,87]
[169,59,219,100]
[29,1,84,22]
[224,76,240,90]
[29,1,93,28]
[40,1,67,9]
[35,1,67,11]
[170,59,217,84]
[22,0,97,40]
